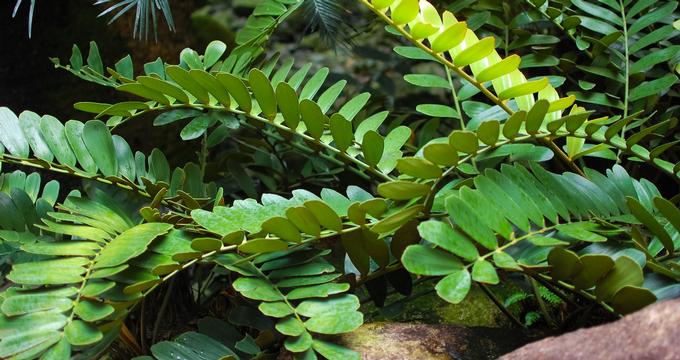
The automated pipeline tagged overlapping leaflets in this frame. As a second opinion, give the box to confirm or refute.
[217,248,361,358]
[1,0,678,358]
[361,0,680,180]
[191,187,422,253]
[560,0,679,111]
[401,163,679,314]
[0,108,216,207]
[70,47,416,182]
[0,194,175,359]
[364,0,567,114]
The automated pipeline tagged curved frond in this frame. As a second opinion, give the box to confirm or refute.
[217,247,362,358]
[0,107,217,209]
[134,317,248,360]
[404,163,679,314]
[302,0,355,47]
[534,0,679,113]
[0,170,60,276]
[95,0,175,41]
[0,193,172,358]
[78,50,415,182]
[11,0,36,38]
[11,0,174,40]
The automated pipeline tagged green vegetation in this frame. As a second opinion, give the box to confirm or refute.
[1,0,679,358]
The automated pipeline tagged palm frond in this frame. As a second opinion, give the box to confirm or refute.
[11,0,36,38]
[10,0,174,40]
[302,0,355,47]
[95,0,175,41]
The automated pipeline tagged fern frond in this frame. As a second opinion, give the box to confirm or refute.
[217,247,362,358]
[0,107,217,210]
[530,0,680,115]
[503,291,532,308]
[405,163,678,314]
[538,285,562,305]
[0,170,59,276]
[524,311,541,327]
[74,48,412,182]
[0,191,255,358]
[11,0,174,40]
[0,193,171,358]
[74,44,679,209]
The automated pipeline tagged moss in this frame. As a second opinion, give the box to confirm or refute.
[190,6,237,47]
[437,286,510,326]
[362,281,520,328]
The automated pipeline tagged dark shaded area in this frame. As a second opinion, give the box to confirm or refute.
[1,0,202,121]
[1,0,207,165]
[0,0,209,196]
[1,1,121,119]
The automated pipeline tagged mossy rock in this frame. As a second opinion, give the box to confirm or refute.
[333,322,530,360]
[190,6,237,47]
[362,281,518,328]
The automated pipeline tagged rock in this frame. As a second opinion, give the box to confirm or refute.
[277,281,536,359]
[333,322,530,360]
[361,282,516,328]
[499,299,680,360]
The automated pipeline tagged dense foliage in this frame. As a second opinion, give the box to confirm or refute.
[1,0,679,359]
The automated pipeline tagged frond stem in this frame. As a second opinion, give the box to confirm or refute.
[359,0,584,180]
[444,66,465,129]
[617,0,630,163]
[0,154,151,198]
[113,103,394,183]
[479,283,526,328]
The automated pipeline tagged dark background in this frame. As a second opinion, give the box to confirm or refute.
[0,0,202,120]
[1,0,207,160]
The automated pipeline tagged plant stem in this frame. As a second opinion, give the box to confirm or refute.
[114,103,394,183]
[120,323,143,356]
[267,130,374,182]
[540,137,586,177]
[358,0,584,178]
[536,274,619,316]
[139,298,146,352]
[445,66,465,130]
[617,0,630,163]
[199,132,209,179]
[356,262,405,286]
[0,153,196,214]
[529,277,558,328]
[479,283,526,328]
[0,155,151,198]
[152,278,175,344]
